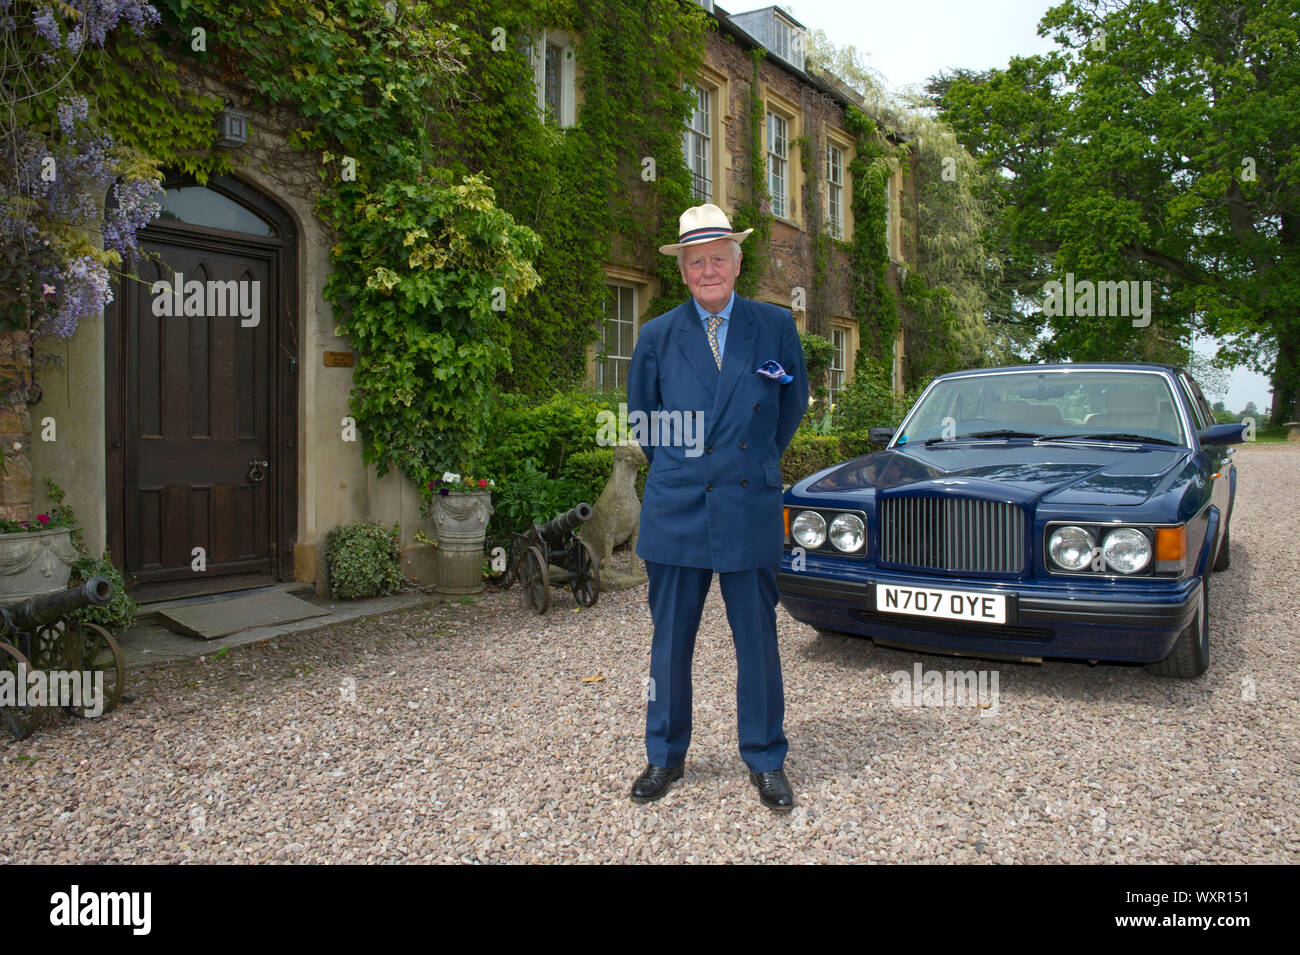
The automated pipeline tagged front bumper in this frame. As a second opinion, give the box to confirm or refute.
[777,565,1201,664]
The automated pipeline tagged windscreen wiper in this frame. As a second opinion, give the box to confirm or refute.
[925,429,1040,446]
[1036,433,1179,446]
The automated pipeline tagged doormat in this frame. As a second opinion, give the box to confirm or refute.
[155,590,330,640]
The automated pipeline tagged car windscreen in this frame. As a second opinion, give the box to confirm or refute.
[895,370,1188,446]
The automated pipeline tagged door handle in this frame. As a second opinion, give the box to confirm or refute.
[249,456,269,483]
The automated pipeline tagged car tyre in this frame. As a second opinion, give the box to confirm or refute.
[1144,580,1209,679]
[1212,522,1230,571]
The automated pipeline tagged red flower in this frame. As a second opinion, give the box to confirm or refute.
[478,479,487,488]
[428,481,435,489]
[36,514,50,524]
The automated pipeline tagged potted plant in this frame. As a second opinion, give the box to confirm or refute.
[0,509,79,601]
[422,470,494,595]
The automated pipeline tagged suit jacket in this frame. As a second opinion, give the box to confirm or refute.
[627,295,809,572]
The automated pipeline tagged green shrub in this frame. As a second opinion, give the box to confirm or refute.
[837,429,878,459]
[479,389,621,482]
[489,459,587,538]
[324,522,405,600]
[67,551,139,635]
[561,448,615,506]
[831,361,915,434]
[782,433,849,485]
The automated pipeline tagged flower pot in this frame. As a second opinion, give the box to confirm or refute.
[0,527,78,602]
[431,491,492,595]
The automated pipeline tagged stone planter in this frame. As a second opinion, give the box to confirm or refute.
[430,491,492,595]
[0,526,77,601]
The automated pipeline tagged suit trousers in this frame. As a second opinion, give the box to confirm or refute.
[643,560,788,773]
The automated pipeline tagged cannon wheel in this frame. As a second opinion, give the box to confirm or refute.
[502,535,530,591]
[521,545,550,615]
[0,641,41,740]
[64,621,125,718]
[29,621,78,671]
[570,540,600,608]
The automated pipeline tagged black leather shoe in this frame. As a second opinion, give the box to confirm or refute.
[630,763,684,803]
[749,768,794,810]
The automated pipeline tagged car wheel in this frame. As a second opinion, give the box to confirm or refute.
[1144,580,1209,679]
[1212,522,1230,571]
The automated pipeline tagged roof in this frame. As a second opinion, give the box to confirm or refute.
[712,4,905,141]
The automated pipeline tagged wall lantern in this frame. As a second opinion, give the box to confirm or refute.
[216,106,249,147]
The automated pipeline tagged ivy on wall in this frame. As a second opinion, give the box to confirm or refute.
[422,1,709,386]
[842,105,905,379]
[148,0,709,483]
[730,48,772,300]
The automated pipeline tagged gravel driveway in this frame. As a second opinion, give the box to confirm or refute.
[2,445,1297,863]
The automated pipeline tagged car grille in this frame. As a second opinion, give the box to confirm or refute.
[878,497,1025,574]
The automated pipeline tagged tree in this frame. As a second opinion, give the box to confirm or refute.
[935,0,1300,423]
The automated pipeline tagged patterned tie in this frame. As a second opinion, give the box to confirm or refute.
[706,314,724,370]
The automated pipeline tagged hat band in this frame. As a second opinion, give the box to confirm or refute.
[678,225,734,244]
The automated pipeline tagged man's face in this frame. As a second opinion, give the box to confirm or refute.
[679,239,741,315]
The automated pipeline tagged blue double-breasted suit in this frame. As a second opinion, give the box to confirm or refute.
[627,294,809,772]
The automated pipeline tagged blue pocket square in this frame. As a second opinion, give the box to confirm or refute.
[755,359,793,384]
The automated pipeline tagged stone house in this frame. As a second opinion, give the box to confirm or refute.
[11,2,913,603]
[586,2,914,401]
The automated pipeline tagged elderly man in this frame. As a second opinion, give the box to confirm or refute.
[626,203,809,810]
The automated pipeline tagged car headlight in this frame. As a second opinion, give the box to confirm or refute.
[1048,525,1095,571]
[791,510,827,549]
[829,513,865,553]
[1102,527,1151,574]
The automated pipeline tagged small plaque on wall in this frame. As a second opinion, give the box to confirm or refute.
[323,351,354,367]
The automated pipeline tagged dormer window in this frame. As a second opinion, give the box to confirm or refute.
[772,15,802,68]
[729,7,807,72]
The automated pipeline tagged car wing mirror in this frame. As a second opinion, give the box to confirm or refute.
[868,426,896,447]
[1198,423,1247,446]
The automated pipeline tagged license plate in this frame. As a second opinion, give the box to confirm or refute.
[877,584,1007,624]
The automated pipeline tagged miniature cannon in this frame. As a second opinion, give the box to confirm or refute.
[0,576,126,740]
[507,503,601,614]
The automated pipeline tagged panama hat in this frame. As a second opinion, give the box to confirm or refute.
[658,203,754,254]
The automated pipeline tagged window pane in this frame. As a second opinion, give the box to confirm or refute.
[545,42,562,123]
[153,186,276,236]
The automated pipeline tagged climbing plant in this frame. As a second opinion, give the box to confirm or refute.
[730,48,773,300]
[420,0,710,383]
[843,105,903,374]
[0,0,227,395]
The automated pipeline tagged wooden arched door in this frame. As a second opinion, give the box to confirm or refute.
[106,175,298,600]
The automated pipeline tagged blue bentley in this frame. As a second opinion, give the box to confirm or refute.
[778,364,1246,678]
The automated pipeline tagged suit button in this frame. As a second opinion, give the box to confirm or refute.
[753,403,761,411]
[706,483,715,491]
[740,478,748,487]
[705,446,714,454]
[738,441,747,450]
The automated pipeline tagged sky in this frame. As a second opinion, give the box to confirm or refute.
[745,0,1273,413]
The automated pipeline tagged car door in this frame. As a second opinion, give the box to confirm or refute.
[1179,372,1234,538]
